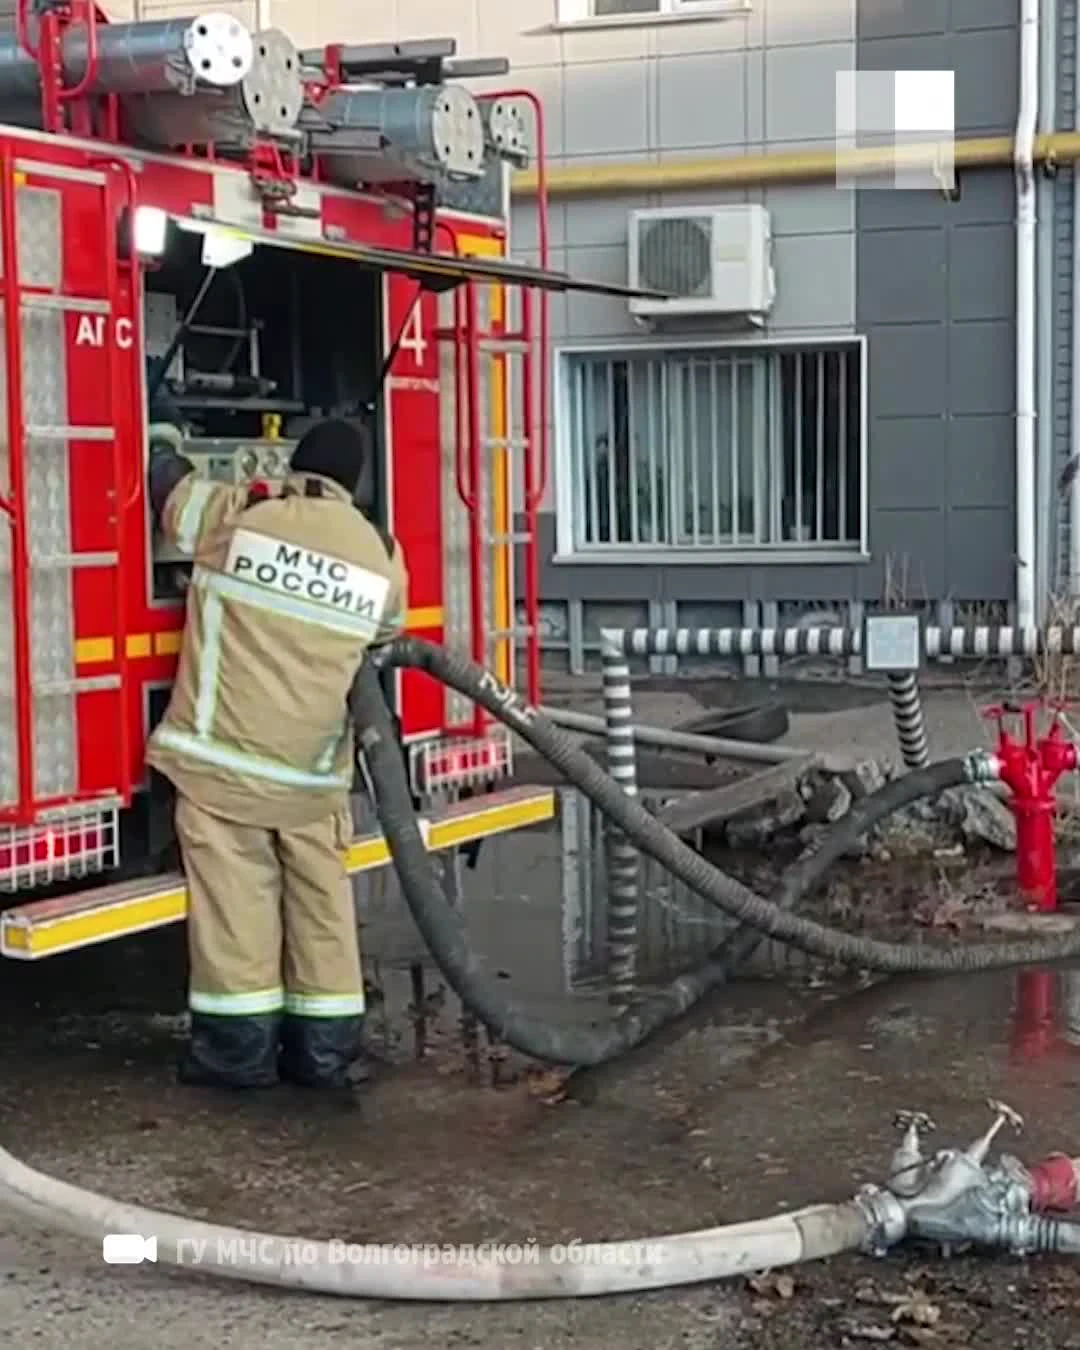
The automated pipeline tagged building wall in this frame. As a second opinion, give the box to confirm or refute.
[855,0,1019,608]
[111,1,1031,662]
[380,0,866,660]
[502,1,866,658]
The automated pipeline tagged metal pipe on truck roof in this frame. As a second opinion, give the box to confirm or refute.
[0,13,253,102]
[307,84,487,186]
[122,27,302,150]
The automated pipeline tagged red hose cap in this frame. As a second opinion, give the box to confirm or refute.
[1028,1154,1079,1211]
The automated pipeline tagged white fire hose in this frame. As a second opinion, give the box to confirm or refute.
[0,1139,866,1297]
[4,1103,1080,1298]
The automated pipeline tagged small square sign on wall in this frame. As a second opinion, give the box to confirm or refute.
[834,69,955,192]
[863,612,923,673]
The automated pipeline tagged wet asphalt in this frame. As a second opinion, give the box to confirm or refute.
[2,809,1080,1346]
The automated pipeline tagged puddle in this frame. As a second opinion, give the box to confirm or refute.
[8,789,1080,1350]
[8,788,1078,1097]
[1008,967,1080,1066]
[0,787,740,1060]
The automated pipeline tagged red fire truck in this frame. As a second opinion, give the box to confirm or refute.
[0,4,648,961]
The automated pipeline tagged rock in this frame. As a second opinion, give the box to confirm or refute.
[726,788,806,847]
[842,758,888,800]
[941,786,1017,851]
[803,771,853,825]
[877,807,945,855]
[798,821,871,861]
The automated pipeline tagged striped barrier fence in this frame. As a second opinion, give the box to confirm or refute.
[595,624,1080,992]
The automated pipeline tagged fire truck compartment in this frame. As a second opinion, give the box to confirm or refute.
[146,221,387,602]
[145,216,385,503]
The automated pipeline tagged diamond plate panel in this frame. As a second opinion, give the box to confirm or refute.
[20,300,75,797]
[32,687,76,797]
[29,559,73,683]
[21,307,65,438]
[16,186,61,289]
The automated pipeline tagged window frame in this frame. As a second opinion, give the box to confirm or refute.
[553,0,750,29]
[552,334,870,566]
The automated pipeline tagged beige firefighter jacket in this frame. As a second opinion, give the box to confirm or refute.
[145,469,408,831]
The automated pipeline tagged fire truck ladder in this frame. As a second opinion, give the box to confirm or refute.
[454,276,543,736]
[0,151,134,889]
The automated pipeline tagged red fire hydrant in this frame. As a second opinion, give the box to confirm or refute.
[982,699,1078,911]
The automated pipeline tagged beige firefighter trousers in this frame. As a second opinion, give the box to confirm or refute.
[174,793,365,1019]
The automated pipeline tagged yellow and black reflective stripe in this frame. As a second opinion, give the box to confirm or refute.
[283,991,366,1017]
[190,566,399,642]
[174,480,215,555]
[189,987,285,1015]
[151,725,352,790]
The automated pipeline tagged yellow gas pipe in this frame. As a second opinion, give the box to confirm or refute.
[512,131,1080,197]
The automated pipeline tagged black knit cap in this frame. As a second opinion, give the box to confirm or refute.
[289,417,371,494]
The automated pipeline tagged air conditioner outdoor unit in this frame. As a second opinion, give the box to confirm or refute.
[628,204,775,320]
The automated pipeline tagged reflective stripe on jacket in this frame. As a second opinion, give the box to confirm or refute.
[145,469,408,830]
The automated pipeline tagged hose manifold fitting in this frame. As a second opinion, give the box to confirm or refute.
[962,748,1002,784]
[859,1099,1080,1260]
[854,1185,907,1254]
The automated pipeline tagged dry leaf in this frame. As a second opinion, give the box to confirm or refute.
[748,1271,796,1299]
[845,1324,896,1342]
[891,1296,940,1327]
[524,1068,570,1104]
[898,1328,939,1346]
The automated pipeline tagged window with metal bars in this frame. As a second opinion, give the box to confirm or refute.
[558,341,865,555]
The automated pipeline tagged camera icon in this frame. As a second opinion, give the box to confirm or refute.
[102,1234,158,1264]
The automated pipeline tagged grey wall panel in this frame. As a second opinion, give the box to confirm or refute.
[855,0,1018,603]
[1055,0,1078,589]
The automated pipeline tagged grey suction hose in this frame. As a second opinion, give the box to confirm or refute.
[372,638,1080,978]
[352,664,969,1065]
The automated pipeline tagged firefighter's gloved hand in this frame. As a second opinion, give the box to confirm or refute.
[148,421,184,449]
[147,423,196,521]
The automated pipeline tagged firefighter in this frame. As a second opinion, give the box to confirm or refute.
[144,417,408,1098]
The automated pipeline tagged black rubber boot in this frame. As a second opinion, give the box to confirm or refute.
[178,1011,281,1090]
[279,1014,368,1103]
